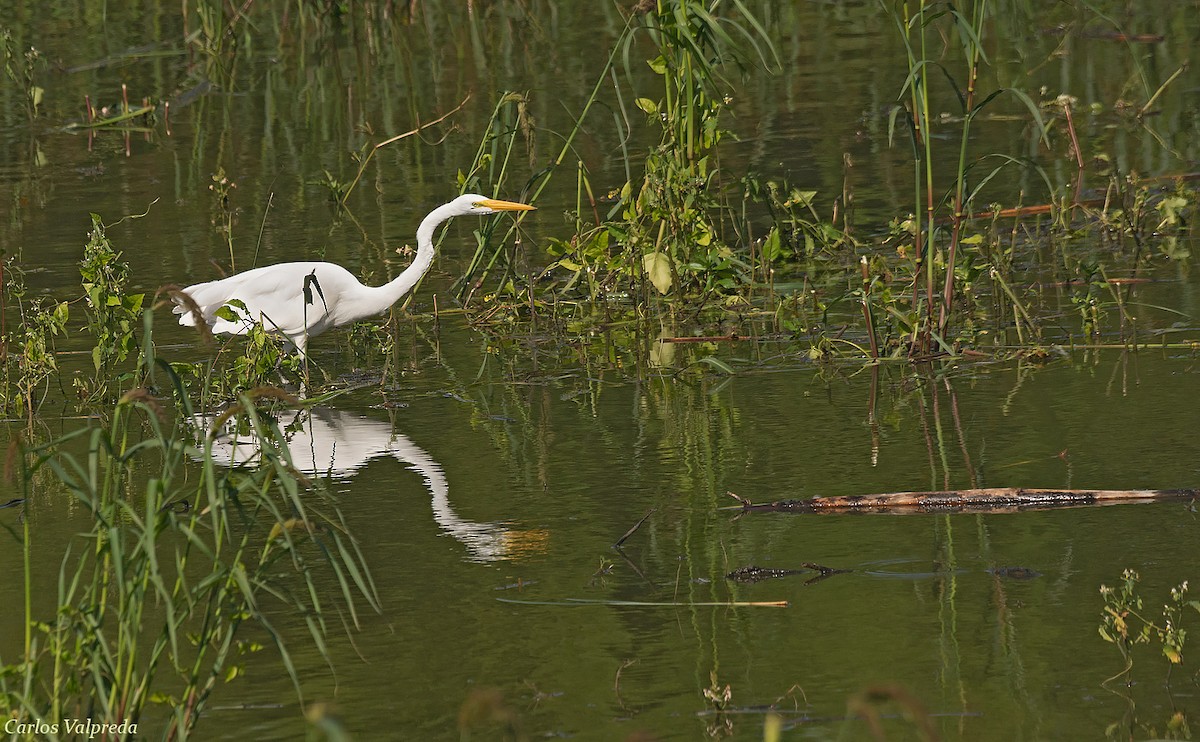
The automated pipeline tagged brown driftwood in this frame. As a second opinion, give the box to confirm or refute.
[726,488,1199,514]
[726,563,851,585]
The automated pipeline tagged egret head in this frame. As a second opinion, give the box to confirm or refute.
[454,193,536,216]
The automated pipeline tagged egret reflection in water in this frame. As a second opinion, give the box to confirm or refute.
[194,407,545,562]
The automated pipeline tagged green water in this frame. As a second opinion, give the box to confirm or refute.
[2,2,1200,740]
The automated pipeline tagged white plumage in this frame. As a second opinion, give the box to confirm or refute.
[174,193,534,355]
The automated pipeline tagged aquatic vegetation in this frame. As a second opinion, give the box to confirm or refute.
[0,261,69,419]
[0,3,1199,739]
[0,27,44,122]
[6,297,68,420]
[539,0,787,306]
[433,0,1200,372]
[1099,569,1199,685]
[76,215,145,403]
[0,313,377,739]
[208,168,238,272]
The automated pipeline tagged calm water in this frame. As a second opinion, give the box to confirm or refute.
[2,2,1199,740]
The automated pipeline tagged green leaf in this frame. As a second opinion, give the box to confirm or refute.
[215,304,241,322]
[793,190,817,206]
[544,236,571,257]
[635,97,659,115]
[1158,195,1188,225]
[587,229,609,254]
[762,227,782,261]
[647,55,668,75]
[643,252,673,295]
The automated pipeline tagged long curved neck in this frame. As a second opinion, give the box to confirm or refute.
[353,200,461,320]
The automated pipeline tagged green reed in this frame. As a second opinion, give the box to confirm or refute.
[452,93,538,306]
[0,308,377,740]
[884,0,1050,355]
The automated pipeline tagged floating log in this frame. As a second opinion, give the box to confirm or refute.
[726,488,1199,514]
[726,563,851,584]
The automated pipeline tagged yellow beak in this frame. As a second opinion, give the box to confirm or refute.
[479,198,535,211]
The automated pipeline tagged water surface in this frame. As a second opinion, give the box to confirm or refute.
[2,2,1199,740]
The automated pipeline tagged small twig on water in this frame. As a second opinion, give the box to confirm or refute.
[613,509,655,548]
[614,659,637,712]
[497,598,789,608]
[726,491,753,507]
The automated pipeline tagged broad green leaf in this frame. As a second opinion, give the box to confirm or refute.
[635,97,659,115]
[215,305,241,322]
[583,228,610,257]
[643,252,673,295]
[763,226,782,261]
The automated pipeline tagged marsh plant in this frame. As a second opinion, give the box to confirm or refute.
[881,0,1051,354]
[1099,569,1199,686]
[451,92,540,305]
[614,0,779,300]
[1,27,44,122]
[77,214,145,403]
[0,310,377,739]
[464,1,831,314]
[554,0,787,305]
[0,260,69,419]
[477,0,1199,369]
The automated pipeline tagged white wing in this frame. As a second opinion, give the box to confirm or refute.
[175,261,361,341]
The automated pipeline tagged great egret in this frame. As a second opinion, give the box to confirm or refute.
[174,194,534,354]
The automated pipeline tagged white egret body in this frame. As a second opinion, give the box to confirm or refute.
[175,194,533,354]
